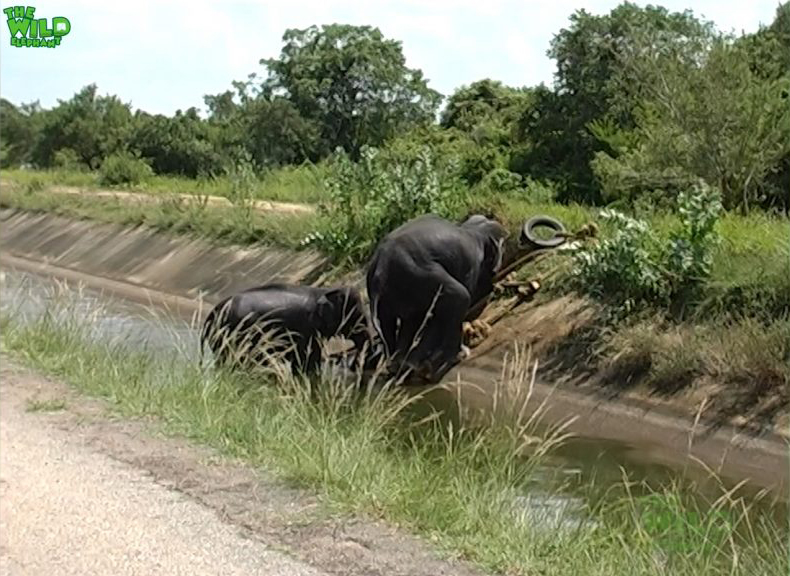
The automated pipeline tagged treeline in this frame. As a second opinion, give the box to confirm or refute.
[2,2,788,212]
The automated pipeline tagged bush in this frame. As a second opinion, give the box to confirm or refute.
[52,147,87,171]
[303,145,468,266]
[665,182,723,308]
[521,176,559,203]
[570,181,723,317]
[480,168,523,195]
[571,208,668,316]
[98,151,154,186]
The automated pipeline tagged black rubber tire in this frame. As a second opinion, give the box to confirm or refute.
[520,215,567,249]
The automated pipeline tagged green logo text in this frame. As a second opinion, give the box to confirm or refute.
[4,5,70,48]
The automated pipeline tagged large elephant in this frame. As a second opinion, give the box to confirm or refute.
[200,283,371,375]
[365,213,509,382]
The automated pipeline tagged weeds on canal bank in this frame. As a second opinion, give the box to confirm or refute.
[0,183,319,251]
[0,280,786,576]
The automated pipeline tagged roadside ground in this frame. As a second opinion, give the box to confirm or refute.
[0,361,482,576]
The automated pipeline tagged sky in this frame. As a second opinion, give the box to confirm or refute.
[0,1,782,116]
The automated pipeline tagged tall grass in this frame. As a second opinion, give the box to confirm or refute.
[0,280,785,576]
[596,314,790,425]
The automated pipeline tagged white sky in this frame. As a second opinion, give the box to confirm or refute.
[0,1,781,116]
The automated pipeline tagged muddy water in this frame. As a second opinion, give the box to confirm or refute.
[1,267,786,532]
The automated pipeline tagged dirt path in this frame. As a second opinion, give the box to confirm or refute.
[0,362,483,576]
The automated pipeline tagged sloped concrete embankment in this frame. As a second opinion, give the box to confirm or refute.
[0,208,333,316]
[0,207,787,496]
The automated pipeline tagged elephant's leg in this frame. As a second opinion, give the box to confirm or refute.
[303,339,322,375]
[409,269,471,378]
[371,294,422,380]
[371,297,399,360]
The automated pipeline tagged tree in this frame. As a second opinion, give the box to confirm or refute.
[32,84,133,169]
[438,79,534,186]
[595,26,790,212]
[130,108,223,177]
[737,1,790,211]
[516,2,715,204]
[0,98,43,167]
[439,79,530,139]
[259,24,442,158]
[739,1,790,82]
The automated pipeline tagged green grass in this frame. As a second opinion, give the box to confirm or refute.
[0,184,321,251]
[597,315,790,416]
[1,286,785,576]
[1,167,99,190]
[1,164,327,204]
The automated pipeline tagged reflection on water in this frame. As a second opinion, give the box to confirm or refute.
[1,267,786,532]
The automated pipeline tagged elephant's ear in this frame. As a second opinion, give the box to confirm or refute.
[314,293,333,330]
[315,289,346,334]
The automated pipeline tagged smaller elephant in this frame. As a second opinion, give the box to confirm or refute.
[366,213,509,383]
[200,283,371,375]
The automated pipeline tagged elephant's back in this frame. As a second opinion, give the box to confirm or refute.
[230,286,315,321]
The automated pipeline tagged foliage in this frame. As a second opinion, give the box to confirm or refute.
[440,79,531,146]
[738,1,790,82]
[0,98,43,168]
[571,208,667,316]
[570,181,723,317]
[520,177,559,204]
[303,145,467,265]
[260,23,442,159]
[239,98,319,168]
[597,33,790,212]
[515,3,716,204]
[98,150,154,186]
[665,183,724,307]
[130,108,224,178]
[52,147,87,171]
[32,84,134,170]
[480,168,523,195]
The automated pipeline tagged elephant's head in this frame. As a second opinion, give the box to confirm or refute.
[461,214,509,278]
[315,286,371,351]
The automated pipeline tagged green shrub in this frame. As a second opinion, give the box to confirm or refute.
[665,182,723,307]
[571,208,668,316]
[480,168,523,194]
[460,145,506,185]
[570,181,723,317]
[224,150,258,206]
[52,147,87,172]
[303,145,468,266]
[521,176,559,203]
[98,151,154,186]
